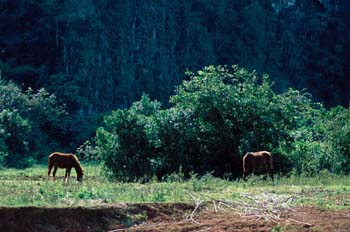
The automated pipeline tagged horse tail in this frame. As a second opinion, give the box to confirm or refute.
[48,152,57,161]
[242,153,247,171]
[48,153,56,176]
[268,152,273,171]
[242,152,251,179]
[267,152,274,181]
[48,153,55,165]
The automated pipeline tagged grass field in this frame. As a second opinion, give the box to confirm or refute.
[0,164,349,210]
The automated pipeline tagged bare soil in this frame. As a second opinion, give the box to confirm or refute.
[0,203,349,232]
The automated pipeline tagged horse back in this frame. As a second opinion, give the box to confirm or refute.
[48,152,77,168]
[257,151,273,170]
[244,151,272,169]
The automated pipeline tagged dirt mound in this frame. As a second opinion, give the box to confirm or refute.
[131,206,350,232]
[0,203,192,232]
[0,204,349,232]
[1,206,125,232]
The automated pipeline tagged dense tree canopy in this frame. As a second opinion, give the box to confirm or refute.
[1,0,349,112]
[0,1,349,174]
[0,78,66,167]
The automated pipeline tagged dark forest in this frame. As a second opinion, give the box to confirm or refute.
[0,0,349,177]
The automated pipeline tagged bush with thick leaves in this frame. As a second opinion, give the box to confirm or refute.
[96,65,350,179]
[0,110,31,167]
[0,78,66,167]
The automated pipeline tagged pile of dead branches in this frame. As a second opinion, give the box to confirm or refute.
[108,193,303,231]
[187,192,297,223]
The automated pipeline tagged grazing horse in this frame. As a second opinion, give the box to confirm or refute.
[48,152,84,183]
[242,151,273,180]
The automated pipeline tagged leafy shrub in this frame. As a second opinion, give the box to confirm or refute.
[96,65,350,179]
[280,105,350,175]
[76,140,101,161]
[0,110,31,167]
[0,77,66,167]
[96,94,161,180]
[96,66,297,178]
[324,107,350,174]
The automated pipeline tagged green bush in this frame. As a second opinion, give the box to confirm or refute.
[0,110,31,167]
[95,65,350,179]
[96,66,299,179]
[279,105,350,175]
[168,65,298,175]
[0,78,66,167]
[325,107,350,174]
[96,94,161,180]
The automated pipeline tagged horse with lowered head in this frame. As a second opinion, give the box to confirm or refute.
[242,151,274,180]
[48,152,84,183]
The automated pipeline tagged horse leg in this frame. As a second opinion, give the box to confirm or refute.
[269,165,274,181]
[53,166,58,181]
[48,164,53,179]
[242,160,248,181]
[242,171,247,181]
[64,169,68,183]
[244,162,253,180]
[262,163,269,180]
[67,168,72,183]
[263,161,274,181]
[250,161,259,175]
[269,157,274,181]
[65,168,71,183]
[242,163,246,180]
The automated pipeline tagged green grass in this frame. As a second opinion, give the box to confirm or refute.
[0,164,349,210]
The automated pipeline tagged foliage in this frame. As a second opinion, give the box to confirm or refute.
[168,65,297,175]
[96,65,350,179]
[326,107,350,173]
[76,140,101,161]
[1,0,349,161]
[0,78,66,167]
[0,110,31,167]
[1,0,349,110]
[279,104,350,175]
[96,94,161,180]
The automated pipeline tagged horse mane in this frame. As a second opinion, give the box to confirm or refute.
[72,154,84,177]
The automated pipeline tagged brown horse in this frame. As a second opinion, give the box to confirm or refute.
[48,152,84,183]
[242,151,274,180]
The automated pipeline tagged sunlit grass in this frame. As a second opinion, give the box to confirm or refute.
[0,164,349,210]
